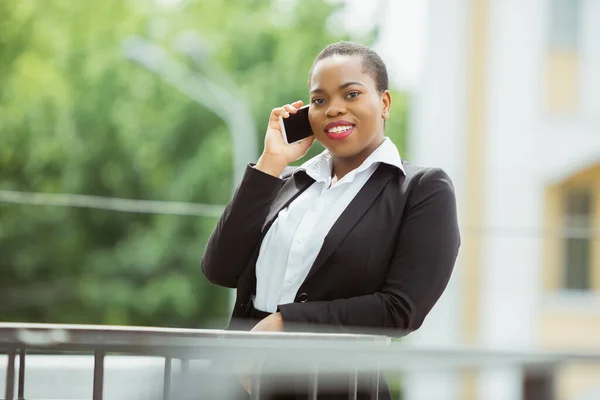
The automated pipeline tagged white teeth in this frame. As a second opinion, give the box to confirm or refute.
[328,125,353,134]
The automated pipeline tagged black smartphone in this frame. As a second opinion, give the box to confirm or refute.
[280,105,314,144]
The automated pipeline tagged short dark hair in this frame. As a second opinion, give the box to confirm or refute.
[308,41,389,93]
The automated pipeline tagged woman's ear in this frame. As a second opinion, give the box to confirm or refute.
[381,90,392,119]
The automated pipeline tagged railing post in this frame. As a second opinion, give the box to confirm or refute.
[371,360,380,400]
[309,364,318,400]
[179,358,189,399]
[5,347,15,400]
[93,349,105,400]
[17,347,25,400]
[250,373,261,400]
[349,365,358,400]
[163,357,172,400]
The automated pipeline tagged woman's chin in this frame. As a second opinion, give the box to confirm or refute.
[324,143,363,160]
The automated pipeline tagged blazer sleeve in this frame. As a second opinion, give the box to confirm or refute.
[201,164,284,288]
[278,168,460,337]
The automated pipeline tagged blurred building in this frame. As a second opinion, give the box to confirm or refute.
[406,0,600,399]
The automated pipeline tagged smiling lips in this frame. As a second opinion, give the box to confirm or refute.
[324,120,355,141]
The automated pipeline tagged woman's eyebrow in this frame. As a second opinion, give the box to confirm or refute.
[310,81,366,94]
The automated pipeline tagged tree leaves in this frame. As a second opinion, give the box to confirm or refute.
[0,0,406,328]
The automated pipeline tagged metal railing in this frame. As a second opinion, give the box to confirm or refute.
[1,323,599,400]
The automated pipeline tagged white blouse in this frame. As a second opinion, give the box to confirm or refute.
[253,138,405,313]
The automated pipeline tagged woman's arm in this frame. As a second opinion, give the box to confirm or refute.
[277,168,460,337]
[201,101,315,288]
[200,165,284,288]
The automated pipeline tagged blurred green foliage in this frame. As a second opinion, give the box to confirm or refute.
[0,0,408,327]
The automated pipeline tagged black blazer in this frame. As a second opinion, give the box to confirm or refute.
[201,160,460,336]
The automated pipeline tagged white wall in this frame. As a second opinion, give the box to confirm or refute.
[541,118,600,184]
[405,0,600,398]
[542,0,600,184]
[479,0,545,342]
[581,0,600,121]
[477,0,545,398]
[404,0,468,398]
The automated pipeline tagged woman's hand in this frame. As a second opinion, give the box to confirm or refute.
[238,313,285,394]
[256,101,315,177]
[250,312,284,332]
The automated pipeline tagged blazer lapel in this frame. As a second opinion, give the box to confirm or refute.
[261,170,314,233]
[306,164,396,280]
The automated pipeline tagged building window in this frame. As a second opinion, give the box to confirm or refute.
[562,188,592,290]
[545,0,582,113]
[549,0,581,49]
[523,370,554,400]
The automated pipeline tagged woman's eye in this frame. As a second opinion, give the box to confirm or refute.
[346,91,360,99]
[311,98,325,105]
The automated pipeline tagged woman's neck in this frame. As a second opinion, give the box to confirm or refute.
[331,135,385,182]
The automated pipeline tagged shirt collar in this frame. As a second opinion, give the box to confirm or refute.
[297,137,405,183]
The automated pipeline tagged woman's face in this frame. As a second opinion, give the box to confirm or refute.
[308,54,391,161]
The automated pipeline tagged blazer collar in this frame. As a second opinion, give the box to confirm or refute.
[306,163,398,280]
[260,163,399,280]
[261,170,314,233]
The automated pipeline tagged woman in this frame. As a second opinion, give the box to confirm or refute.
[201,41,460,399]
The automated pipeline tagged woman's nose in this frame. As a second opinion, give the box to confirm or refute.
[326,102,346,118]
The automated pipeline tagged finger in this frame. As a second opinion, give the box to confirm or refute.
[283,104,297,114]
[291,100,304,108]
[268,119,282,131]
[272,107,290,119]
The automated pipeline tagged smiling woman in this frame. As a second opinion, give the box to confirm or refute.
[201,41,461,399]
[307,45,391,181]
